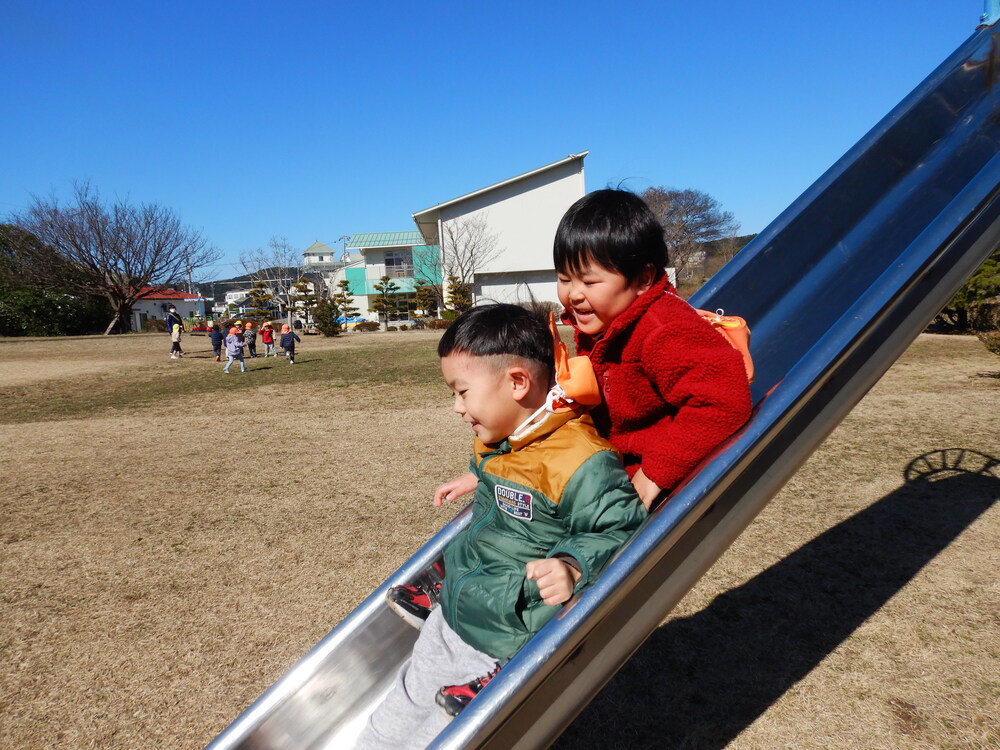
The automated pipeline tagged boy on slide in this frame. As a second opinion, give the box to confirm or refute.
[359,304,645,749]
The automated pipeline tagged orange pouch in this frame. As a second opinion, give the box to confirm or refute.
[549,313,602,407]
[695,309,754,384]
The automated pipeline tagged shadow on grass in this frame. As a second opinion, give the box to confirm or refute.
[556,450,1000,750]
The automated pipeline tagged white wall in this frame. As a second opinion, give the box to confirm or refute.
[439,159,584,276]
[322,261,373,320]
[131,298,204,330]
[473,271,560,307]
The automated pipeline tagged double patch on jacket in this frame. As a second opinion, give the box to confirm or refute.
[495,485,533,521]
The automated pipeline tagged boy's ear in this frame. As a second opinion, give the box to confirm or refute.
[634,264,657,295]
[507,366,534,402]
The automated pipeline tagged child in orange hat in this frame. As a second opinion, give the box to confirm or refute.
[260,322,276,357]
[223,326,247,373]
[279,324,301,364]
[244,321,258,358]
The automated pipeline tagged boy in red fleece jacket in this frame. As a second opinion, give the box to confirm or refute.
[553,188,752,509]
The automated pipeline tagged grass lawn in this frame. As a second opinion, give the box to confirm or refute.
[1,331,997,749]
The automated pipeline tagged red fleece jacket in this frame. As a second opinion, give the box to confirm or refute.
[562,276,752,493]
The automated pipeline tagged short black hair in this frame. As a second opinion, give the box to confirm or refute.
[438,304,553,375]
[553,188,669,283]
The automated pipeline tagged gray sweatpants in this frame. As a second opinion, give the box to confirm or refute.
[356,608,497,750]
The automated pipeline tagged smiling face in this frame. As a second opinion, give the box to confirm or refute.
[557,258,655,336]
[440,352,534,445]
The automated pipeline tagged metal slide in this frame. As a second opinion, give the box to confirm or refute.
[207,22,1000,750]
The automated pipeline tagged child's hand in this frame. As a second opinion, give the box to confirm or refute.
[525,558,582,606]
[433,471,477,506]
[631,468,661,511]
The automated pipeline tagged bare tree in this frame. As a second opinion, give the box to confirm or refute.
[429,214,501,309]
[309,272,333,300]
[714,227,745,264]
[7,182,219,334]
[240,236,304,325]
[641,187,739,282]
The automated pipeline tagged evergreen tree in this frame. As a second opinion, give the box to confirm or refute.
[0,224,113,335]
[331,279,360,323]
[289,276,318,322]
[243,281,274,321]
[414,279,439,318]
[447,275,472,313]
[311,297,341,336]
[371,275,400,330]
[935,246,1000,330]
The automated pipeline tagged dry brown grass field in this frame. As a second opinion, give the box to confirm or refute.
[1,330,997,750]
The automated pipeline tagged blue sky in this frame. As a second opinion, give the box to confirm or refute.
[1,1,987,279]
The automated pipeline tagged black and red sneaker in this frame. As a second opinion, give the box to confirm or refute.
[385,580,442,629]
[435,664,501,717]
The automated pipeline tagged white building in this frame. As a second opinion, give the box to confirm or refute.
[323,232,437,322]
[130,288,208,331]
[224,289,251,306]
[411,152,587,306]
[304,153,588,321]
[303,240,346,271]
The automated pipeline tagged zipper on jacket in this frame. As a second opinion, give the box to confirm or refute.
[446,451,501,626]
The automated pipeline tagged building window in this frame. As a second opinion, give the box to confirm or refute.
[388,292,417,321]
[385,249,413,279]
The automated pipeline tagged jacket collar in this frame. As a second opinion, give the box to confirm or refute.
[475,409,581,457]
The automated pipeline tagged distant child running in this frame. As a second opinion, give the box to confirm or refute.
[170,323,183,359]
[360,305,645,749]
[260,322,276,357]
[279,324,300,364]
[165,304,184,357]
[431,189,752,512]
[207,322,225,362]
[244,321,258,358]
[223,327,246,373]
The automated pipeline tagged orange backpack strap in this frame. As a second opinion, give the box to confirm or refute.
[695,308,755,384]
[548,313,602,407]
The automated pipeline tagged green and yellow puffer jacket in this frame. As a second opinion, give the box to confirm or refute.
[441,410,646,661]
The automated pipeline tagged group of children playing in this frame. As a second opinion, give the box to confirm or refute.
[167,311,303,371]
[204,320,301,373]
[357,189,752,748]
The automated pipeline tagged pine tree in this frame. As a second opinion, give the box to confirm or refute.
[371,275,400,330]
[311,297,341,336]
[243,281,274,321]
[331,279,360,324]
[447,275,472,313]
[937,246,1000,330]
[414,279,439,318]
[289,276,318,323]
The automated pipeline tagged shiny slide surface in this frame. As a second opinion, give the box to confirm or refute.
[207,24,1000,750]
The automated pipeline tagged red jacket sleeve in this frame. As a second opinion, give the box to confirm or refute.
[634,310,752,491]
